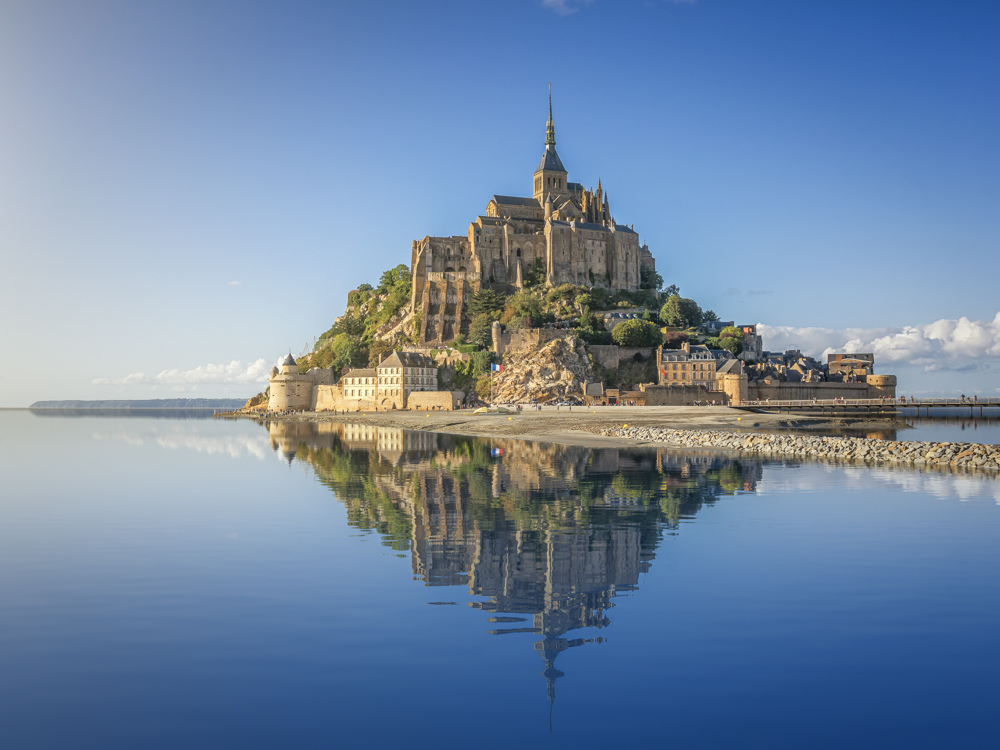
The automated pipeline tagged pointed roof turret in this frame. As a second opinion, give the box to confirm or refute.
[282,353,296,366]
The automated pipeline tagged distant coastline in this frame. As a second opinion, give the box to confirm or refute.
[29,399,247,409]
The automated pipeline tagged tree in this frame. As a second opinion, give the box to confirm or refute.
[720,336,743,356]
[713,326,744,356]
[467,313,494,348]
[642,308,652,321]
[524,258,547,287]
[640,267,664,291]
[663,284,679,298]
[611,319,664,347]
[659,296,703,329]
[703,309,720,323]
[368,340,394,367]
[504,290,543,326]
[468,289,507,319]
[377,264,411,294]
[316,333,367,374]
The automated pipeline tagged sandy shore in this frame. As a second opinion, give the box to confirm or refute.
[258,405,911,449]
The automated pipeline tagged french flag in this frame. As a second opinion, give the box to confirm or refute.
[491,364,503,372]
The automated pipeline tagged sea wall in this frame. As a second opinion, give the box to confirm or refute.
[407,391,464,410]
[746,380,895,402]
[597,426,1000,473]
[642,385,729,406]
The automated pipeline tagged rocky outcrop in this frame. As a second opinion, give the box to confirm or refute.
[492,336,593,403]
[597,426,1000,473]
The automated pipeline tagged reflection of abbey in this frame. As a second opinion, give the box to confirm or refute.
[411,93,656,344]
[265,421,760,706]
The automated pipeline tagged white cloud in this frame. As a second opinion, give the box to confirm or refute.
[757,312,1000,372]
[94,358,274,386]
[542,0,593,15]
[227,280,240,286]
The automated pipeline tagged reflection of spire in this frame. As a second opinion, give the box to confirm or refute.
[541,654,564,734]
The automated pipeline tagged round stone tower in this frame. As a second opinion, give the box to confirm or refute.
[866,374,897,398]
[267,354,313,411]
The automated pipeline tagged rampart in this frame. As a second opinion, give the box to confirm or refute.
[407,391,464,411]
[643,385,730,406]
[746,378,896,402]
[492,325,574,357]
[588,345,655,370]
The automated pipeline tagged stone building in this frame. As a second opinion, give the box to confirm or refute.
[266,354,334,411]
[376,351,437,407]
[313,350,451,412]
[410,92,657,344]
[657,342,718,387]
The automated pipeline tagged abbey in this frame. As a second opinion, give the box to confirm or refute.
[410,93,657,344]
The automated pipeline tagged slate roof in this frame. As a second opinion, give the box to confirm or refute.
[282,354,296,366]
[344,368,376,378]
[717,359,743,375]
[614,224,638,235]
[378,351,435,369]
[491,195,540,208]
[567,182,584,191]
[535,145,567,173]
[572,221,611,233]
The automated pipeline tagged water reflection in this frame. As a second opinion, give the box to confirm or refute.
[265,421,760,715]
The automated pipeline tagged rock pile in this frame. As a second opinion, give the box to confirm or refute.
[492,336,593,403]
[598,426,1000,473]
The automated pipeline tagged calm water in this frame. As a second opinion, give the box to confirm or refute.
[2,411,999,749]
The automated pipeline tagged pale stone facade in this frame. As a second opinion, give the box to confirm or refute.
[310,351,447,412]
[267,354,335,411]
[411,93,657,344]
[657,342,718,388]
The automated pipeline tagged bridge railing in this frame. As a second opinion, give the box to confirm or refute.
[732,397,1000,408]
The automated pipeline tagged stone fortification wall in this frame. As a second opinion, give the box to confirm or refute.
[268,378,316,411]
[588,345,655,370]
[407,391,464,411]
[267,368,334,412]
[492,325,574,357]
[716,373,748,405]
[747,380,895,402]
[315,385,377,412]
[644,385,729,406]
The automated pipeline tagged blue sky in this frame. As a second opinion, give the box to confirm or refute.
[1,0,998,405]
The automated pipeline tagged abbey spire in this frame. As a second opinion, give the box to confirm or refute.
[545,87,556,146]
[533,86,567,202]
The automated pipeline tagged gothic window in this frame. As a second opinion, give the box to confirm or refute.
[516,249,521,257]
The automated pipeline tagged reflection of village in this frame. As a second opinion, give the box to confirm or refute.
[265,420,760,712]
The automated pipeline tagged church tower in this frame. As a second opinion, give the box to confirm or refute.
[532,89,568,203]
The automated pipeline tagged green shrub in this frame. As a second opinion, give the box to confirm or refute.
[611,319,664,347]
